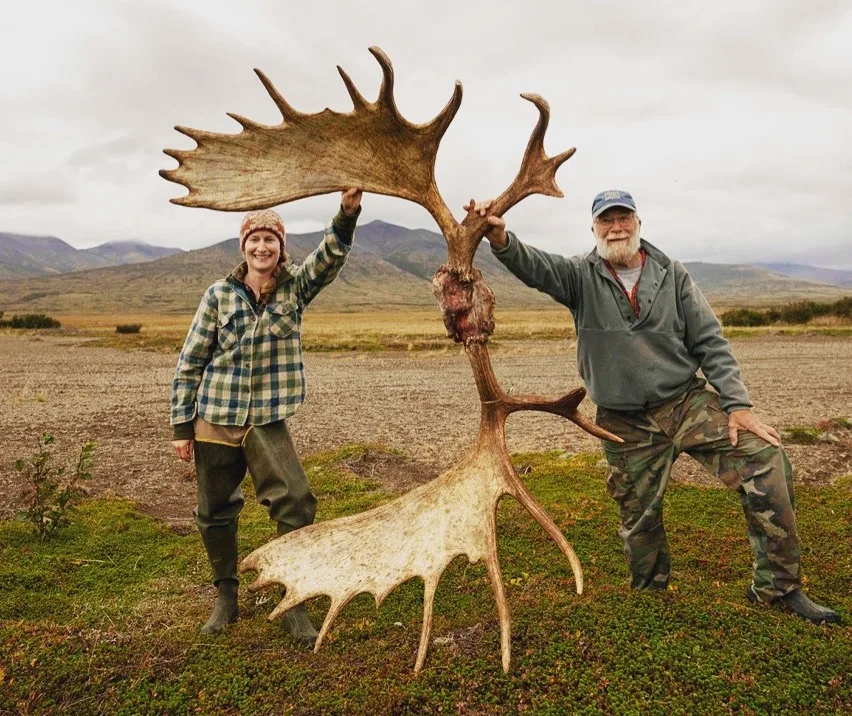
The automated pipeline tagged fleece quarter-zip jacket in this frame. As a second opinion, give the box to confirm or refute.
[492,233,752,413]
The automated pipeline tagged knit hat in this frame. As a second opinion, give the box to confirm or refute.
[239,209,286,252]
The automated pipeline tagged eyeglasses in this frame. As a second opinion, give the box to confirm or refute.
[595,213,635,227]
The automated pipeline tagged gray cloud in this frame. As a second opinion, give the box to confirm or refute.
[0,0,849,268]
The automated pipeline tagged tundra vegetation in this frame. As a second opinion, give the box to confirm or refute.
[14,434,96,538]
[0,312,61,329]
[721,297,852,327]
[1,448,849,713]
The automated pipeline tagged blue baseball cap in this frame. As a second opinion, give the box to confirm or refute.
[591,190,637,218]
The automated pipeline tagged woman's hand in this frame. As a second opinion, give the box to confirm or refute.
[172,439,195,462]
[342,187,362,216]
[462,197,508,249]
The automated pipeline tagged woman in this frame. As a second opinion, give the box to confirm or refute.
[171,189,362,642]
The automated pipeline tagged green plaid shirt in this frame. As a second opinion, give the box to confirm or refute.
[171,212,355,432]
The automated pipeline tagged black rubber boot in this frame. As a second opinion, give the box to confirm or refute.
[274,523,319,648]
[201,579,239,635]
[282,604,319,648]
[747,585,841,624]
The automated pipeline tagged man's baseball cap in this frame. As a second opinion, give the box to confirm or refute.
[591,190,637,218]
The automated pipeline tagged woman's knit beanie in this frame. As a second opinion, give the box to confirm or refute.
[239,209,286,253]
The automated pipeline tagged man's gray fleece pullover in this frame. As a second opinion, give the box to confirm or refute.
[491,233,752,413]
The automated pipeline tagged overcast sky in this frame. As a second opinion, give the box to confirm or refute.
[2,0,850,267]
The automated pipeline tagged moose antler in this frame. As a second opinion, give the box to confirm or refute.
[162,47,620,673]
[160,47,460,240]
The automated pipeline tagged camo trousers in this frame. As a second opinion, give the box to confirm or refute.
[596,378,800,601]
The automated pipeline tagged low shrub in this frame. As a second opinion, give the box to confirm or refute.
[766,308,782,323]
[15,433,96,538]
[4,313,61,329]
[115,323,142,334]
[720,308,769,327]
[778,300,831,324]
[832,296,852,318]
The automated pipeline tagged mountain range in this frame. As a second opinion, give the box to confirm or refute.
[0,232,183,280]
[0,222,848,314]
[752,263,852,289]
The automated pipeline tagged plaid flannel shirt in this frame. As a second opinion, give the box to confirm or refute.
[171,212,355,431]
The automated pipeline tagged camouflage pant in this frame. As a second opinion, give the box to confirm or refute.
[596,378,800,601]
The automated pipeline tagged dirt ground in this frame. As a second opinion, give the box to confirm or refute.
[1,333,850,527]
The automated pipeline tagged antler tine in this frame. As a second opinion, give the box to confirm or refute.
[502,388,623,442]
[507,478,584,595]
[452,93,576,268]
[226,112,265,132]
[254,68,305,123]
[368,46,398,113]
[516,93,575,198]
[426,81,464,141]
[336,65,369,110]
[414,575,440,672]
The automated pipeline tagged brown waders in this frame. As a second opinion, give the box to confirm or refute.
[193,418,319,641]
[596,378,801,602]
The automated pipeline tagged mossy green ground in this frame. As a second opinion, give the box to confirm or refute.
[2,449,850,715]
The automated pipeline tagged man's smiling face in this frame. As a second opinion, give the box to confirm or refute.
[592,208,641,265]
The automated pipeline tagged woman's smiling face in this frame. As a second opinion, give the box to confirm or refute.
[243,229,282,274]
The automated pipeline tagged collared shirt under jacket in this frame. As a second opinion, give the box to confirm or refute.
[491,233,752,413]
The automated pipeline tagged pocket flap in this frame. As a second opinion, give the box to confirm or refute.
[267,302,300,338]
[218,309,236,328]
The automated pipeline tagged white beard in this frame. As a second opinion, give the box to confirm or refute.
[595,226,641,266]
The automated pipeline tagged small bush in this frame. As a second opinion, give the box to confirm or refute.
[720,308,769,327]
[16,433,96,538]
[116,324,142,334]
[779,301,818,324]
[6,313,61,329]
[832,296,852,318]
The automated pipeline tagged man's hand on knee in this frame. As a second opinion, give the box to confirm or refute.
[728,409,781,447]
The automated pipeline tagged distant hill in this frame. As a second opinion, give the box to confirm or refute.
[752,263,852,289]
[0,233,182,280]
[0,222,847,313]
[80,241,182,267]
[683,262,847,305]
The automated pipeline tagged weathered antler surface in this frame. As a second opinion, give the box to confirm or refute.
[162,47,620,673]
[160,47,460,239]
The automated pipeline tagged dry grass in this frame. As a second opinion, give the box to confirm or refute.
[46,309,852,353]
[54,309,576,352]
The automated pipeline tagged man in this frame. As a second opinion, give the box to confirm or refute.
[465,190,840,624]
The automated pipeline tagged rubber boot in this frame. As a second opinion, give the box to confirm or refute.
[747,585,841,624]
[201,579,239,634]
[282,603,319,648]
[273,523,319,647]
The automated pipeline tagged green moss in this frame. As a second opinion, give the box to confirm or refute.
[783,427,823,445]
[1,449,850,714]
